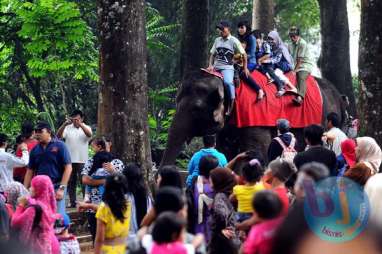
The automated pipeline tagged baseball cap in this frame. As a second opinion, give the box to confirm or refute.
[289,26,300,36]
[54,213,71,234]
[35,121,51,131]
[341,139,356,167]
[216,20,231,30]
[277,119,290,133]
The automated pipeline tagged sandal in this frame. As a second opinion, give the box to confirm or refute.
[276,89,286,97]
[292,96,303,106]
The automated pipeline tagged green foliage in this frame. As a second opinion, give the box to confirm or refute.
[275,0,320,41]
[148,86,177,151]
[0,103,37,138]
[14,0,97,79]
[146,5,179,54]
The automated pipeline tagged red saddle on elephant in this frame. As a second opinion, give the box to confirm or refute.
[232,71,323,128]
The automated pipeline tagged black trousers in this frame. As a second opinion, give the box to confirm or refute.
[239,69,261,92]
[260,64,285,90]
[86,212,97,243]
[68,163,84,205]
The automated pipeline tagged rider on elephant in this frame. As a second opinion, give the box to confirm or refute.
[288,26,315,106]
[207,20,249,116]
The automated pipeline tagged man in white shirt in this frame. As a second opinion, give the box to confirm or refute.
[0,133,29,193]
[57,110,92,207]
[324,112,348,157]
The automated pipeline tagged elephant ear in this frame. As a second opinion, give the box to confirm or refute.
[209,85,225,124]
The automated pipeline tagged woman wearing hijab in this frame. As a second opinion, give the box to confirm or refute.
[337,139,357,176]
[11,175,59,254]
[355,137,382,175]
[267,31,294,73]
[208,168,239,254]
[3,182,29,218]
[267,30,296,92]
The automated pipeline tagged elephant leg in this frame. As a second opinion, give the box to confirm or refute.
[216,124,240,161]
[239,127,272,163]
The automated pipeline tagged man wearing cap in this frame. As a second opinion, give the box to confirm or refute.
[267,119,297,162]
[207,20,249,115]
[288,26,314,106]
[24,121,72,214]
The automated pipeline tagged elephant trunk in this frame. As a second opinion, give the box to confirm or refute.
[160,109,191,167]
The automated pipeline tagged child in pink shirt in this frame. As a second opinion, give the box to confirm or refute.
[150,211,202,254]
[243,190,284,254]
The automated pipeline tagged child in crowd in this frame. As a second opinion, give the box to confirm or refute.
[233,41,265,101]
[151,211,195,254]
[193,155,217,241]
[253,30,286,97]
[3,182,29,219]
[11,175,59,254]
[84,150,114,203]
[209,168,240,254]
[230,159,265,222]
[95,174,131,254]
[264,159,296,215]
[242,190,284,254]
[54,213,80,254]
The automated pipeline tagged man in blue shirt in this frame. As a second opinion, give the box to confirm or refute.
[186,135,227,187]
[24,122,72,214]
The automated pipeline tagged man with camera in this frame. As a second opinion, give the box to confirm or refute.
[57,109,92,208]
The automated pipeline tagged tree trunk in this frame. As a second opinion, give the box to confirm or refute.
[98,0,152,176]
[97,51,113,136]
[180,0,209,79]
[358,0,382,146]
[317,0,356,116]
[252,0,275,33]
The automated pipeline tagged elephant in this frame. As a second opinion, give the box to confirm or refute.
[160,70,347,166]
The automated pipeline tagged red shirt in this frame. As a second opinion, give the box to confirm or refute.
[243,217,284,254]
[13,139,38,180]
[273,186,289,215]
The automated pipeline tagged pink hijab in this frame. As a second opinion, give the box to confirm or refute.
[356,137,382,174]
[29,175,57,214]
[11,175,59,254]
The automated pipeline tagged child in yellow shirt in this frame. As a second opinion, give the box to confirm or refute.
[230,159,265,222]
[95,174,131,254]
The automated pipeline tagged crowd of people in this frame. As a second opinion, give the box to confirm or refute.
[1,106,382,254]
[207,21,313,115]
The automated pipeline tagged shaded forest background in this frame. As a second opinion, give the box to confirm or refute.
[2,0,380,168]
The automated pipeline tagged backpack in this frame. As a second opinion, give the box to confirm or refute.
[274,135,297,162]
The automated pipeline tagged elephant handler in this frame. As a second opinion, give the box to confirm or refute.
[288,26,314,106]
[207,20,249,116]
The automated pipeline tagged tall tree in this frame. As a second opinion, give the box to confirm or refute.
[317,0,356,115]
[358,0,382,145]
[98,0,152,174]
[252,0,275,32]
[180,0,209,78]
